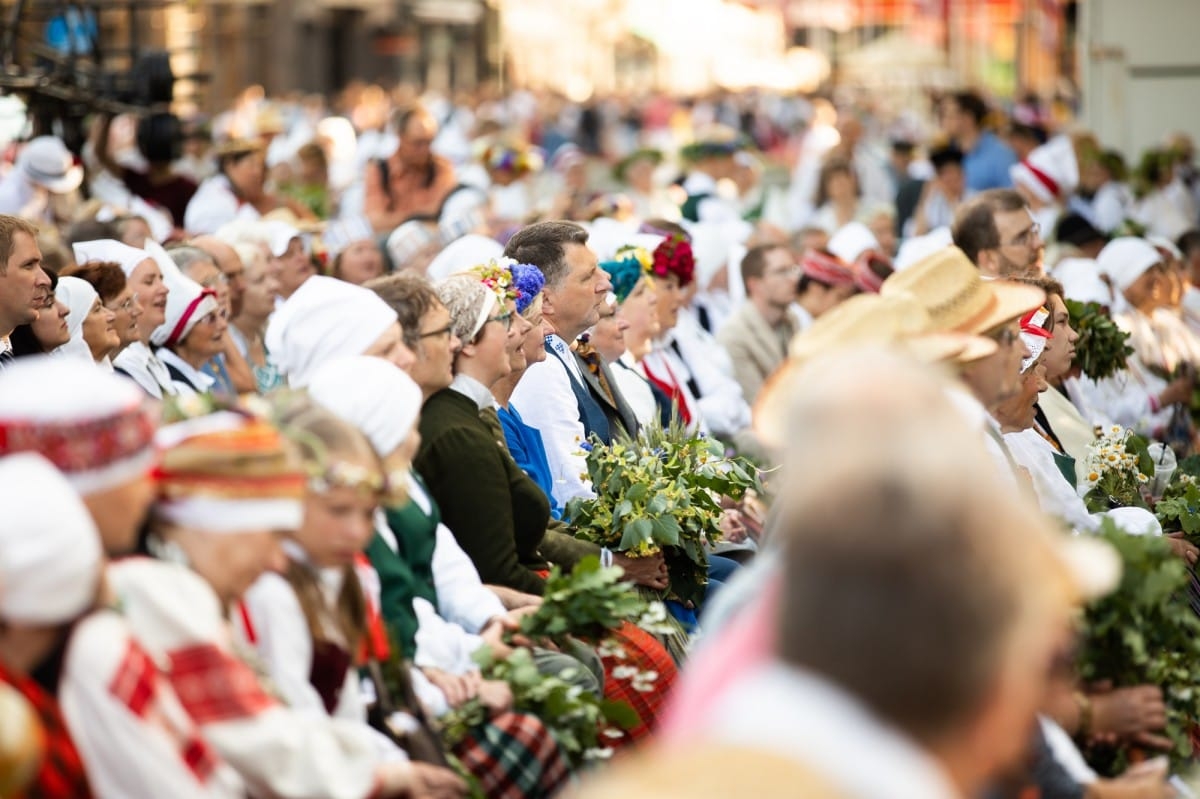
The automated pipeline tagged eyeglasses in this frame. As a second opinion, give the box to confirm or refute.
[106,296,136,313]
[1003,221,1041,248]
[990,326,1019,346]
[419,324,453,340]
[486,310,514,331]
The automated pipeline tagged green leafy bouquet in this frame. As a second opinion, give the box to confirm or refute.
[1081,424,1154,513]
[1155,473,1200,540]
[516,556,676,643]
[1077,520,1200,773]
[1066,300,1134,381]
[565,419,761,606]
[440,558,667,767]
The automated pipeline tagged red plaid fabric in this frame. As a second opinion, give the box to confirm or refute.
[167,644,275,724]
[599,622,678,746]
[451,711,570,799]
[0,664,93,799]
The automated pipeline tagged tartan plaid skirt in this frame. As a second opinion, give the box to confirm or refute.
[599,621,679,746]
[453,710,571,798]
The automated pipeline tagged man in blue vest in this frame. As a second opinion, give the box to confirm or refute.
[506,220,638,508]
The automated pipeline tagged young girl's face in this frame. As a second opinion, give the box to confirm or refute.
[295,453,381,569]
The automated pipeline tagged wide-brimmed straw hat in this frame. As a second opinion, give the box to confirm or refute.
[881,246,1045,335]
[754,293,997,447]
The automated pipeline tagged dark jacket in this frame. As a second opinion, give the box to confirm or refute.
[414,388,550,595]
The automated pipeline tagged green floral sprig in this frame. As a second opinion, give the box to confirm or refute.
[1155,474,1200,540]
[565,418,761,606]
[472,648,638,767]
[517,556,675,644]
[1066,300,1134,381]
[1077,519,1200,774]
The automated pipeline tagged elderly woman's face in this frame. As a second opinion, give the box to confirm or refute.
[335,241,385,286]
[363,322,416,373]
[81,295,120,361]
[240,251,279,319]
[505,299,534,373]
[179,307,228,362]
[106,286,143,348]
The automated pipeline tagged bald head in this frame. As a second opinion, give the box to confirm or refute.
[191,235,245,317]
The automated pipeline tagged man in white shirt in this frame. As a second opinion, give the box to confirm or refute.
[505,220,615,507]
[0,215,52,364]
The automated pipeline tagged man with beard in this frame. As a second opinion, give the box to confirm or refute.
[952,189,1046,278]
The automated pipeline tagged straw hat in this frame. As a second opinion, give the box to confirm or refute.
[754,293,997,446]
[881,246,1045,335]
[214,138,264,159]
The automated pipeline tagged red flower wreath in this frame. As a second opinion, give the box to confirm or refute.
[651,235,695,287]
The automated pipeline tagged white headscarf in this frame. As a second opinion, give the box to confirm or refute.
[1097,237,1162,294]
[151,267,218,348]
[71,239,154,278]
[307,356,423,457]
[53,276,100,361]
[0,452,102,624]
[426,234,504,283]
[265,275,398,388]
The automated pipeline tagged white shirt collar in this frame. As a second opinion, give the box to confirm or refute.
[450,372,496,411]
[545,333,584,382]
[157,348,216,393]
[711,661,960,799]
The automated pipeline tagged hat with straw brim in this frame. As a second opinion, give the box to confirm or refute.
[754,293,997,447]
[881,246,1046,335]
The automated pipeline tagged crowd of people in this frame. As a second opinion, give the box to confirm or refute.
[1,80,1200,798]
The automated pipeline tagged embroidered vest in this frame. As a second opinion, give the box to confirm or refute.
[545,340,611,444]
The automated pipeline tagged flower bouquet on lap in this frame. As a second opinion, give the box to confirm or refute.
[1082,425,1154,513]
[565,419,761,608]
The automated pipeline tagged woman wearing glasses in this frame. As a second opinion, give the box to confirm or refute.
[62,260,144,365]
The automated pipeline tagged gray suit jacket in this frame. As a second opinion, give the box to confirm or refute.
[573,350,640,440]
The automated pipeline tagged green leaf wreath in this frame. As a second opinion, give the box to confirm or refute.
[1066,300,1134,381]
[1077,520,1200,773]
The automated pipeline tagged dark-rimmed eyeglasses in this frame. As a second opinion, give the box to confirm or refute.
[1003,221,1041,248]
[419,324,453,340]
[487,310,514,331]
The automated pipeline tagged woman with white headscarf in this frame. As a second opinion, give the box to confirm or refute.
[151,266,222,396]
[53,276,119,365]
[265,275,414,388]
[75,239,175,397]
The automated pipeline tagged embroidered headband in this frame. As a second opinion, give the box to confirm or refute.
[801,249,857,288]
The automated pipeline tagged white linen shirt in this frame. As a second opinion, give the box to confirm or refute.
[509,333,595,507]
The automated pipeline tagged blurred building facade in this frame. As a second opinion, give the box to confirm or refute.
[0,0,1083,111]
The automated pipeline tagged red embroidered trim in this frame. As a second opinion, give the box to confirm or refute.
[167,644,275,724]
[801,249,856,287]
[108,641,158,718]
[0,404,154,474]
[1022,160,1059,198]
[182,736,218,782]
[164,289,217,347]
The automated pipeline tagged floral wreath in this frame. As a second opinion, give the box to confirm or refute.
[471,256,544,314]
[650,235,695,287]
